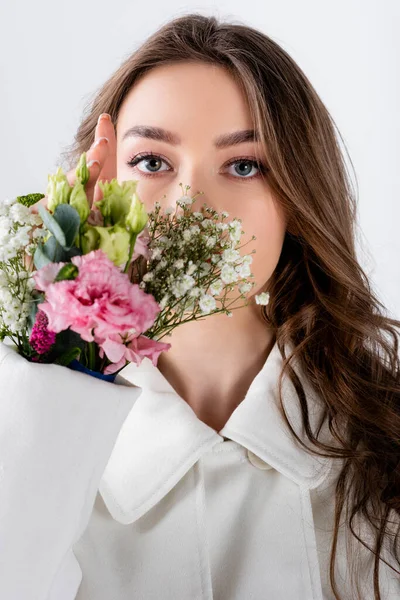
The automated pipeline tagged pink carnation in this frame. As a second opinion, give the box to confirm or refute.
[36,250,161,343]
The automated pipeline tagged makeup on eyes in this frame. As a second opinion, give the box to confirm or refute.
[125,151,269,181]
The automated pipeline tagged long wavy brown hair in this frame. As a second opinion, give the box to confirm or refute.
[60,13,400,599]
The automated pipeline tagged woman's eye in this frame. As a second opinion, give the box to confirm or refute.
[225,159,264,179]
[126,153,170,176]
[126,153,268,180]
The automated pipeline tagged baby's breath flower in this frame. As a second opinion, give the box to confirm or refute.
[235,263,252,278]
[255,292,270,305]
[238,282,253,294]
[220,264,239,285]
[222,248,241,264]
[199,294,216,314]
[209,279,224,296]
[173,259,185,269]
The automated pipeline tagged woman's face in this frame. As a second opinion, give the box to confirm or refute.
[116,61,287,302]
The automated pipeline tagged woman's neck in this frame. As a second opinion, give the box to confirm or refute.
[156,305,276,432]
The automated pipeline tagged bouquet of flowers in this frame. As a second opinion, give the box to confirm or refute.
[0,152,269,382]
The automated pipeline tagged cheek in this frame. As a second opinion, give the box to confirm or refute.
[242,202,286,294]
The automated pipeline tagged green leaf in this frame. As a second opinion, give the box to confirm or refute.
[43,235,67,262]
[38,204,67,247]
[33,243,52,269]
[53,204,81,249]
[54,346,82,366]
[16,193,45,207]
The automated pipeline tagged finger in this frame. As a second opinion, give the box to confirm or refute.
[92,115,117,205]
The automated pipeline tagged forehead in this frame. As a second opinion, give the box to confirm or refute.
[116,62,254,140]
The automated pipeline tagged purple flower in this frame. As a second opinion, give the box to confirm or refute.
[29,309,56,354]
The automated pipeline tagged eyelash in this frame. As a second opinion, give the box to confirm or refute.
[125,151,269,181]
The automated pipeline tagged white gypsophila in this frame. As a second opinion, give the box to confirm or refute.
[235,263,252,278]
[155,259,168,272]
[199,294,216,314]
[0,244,17,262]
[11,226,31,249]
[209,279,224,296]
[199,262,211,274]
[158,235,172,248]
[159,294,170,310]
[150,247,163,261]
[215,222,229,231]
[220,263,239,284]
[182,229,193,242]
[201,219,213,229]
[171,274,196,298]
[142,272,155,282]
[186,262,197,276]
[228,219,242,242]
[205,235,217,248]
[9,202,32,225]
[222,248,241,264]
[164,206,175,215]
[173,259,185,270]
[241,254,253,266]
[188,286,201,298]
[238,281,253,294]
[189,224,201,235]
[221,211,229,218]
[32,227,47,240]
[177,195,194,207]
[255,292,270,305]
[193,212,203,220]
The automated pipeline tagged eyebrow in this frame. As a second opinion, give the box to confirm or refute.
[121,125,260,148]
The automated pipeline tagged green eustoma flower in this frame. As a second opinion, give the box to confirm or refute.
[47,167,71,213]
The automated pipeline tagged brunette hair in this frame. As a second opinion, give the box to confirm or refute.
[61,13,400,599]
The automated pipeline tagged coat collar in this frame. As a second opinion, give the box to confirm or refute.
[99,339,334,525]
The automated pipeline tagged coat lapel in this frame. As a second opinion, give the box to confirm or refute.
[99,339,334,525]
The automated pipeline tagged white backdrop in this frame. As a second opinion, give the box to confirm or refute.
[1,0,399,318]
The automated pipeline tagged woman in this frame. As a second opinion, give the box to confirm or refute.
[1,12,399,600]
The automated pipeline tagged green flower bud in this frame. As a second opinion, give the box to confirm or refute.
[69,179,90,224]
[47,166,72,212]
[54,263,79,282]
[80,224,100,254]
[93,224,131,266]
[125,192,148,234]
[95,179,138,226]
[75,152,90,186]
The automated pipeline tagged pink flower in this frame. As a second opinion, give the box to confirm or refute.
[131,227,151,261]
[98,332,171,374]
[29,309,56,354]
[33,262,64,292]
[37,249,161,343]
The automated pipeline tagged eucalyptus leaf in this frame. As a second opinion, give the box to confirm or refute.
[53,204,81,249]
[43,236,67,262]
[38,204,66,247]
[33,243,52,269]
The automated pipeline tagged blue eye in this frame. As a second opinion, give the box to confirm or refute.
[126,152,269,180]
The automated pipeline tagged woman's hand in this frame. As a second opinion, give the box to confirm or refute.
[32,113,117,212]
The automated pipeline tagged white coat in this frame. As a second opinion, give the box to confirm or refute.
[0,339,398,600]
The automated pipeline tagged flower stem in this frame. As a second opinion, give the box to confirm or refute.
[123,233,138,274]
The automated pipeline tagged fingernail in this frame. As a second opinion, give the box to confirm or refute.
[87,159,100,168]
[92,137,109,148]
[98,113,111,124]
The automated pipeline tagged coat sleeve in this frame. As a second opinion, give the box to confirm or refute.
[0,341,142,600]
